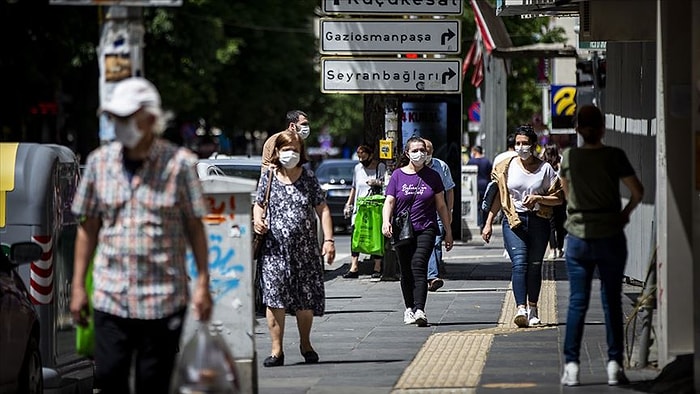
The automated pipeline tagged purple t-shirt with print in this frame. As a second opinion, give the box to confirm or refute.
[386,166,445,232]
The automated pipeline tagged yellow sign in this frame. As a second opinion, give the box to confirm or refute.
[0,143,19,228]
[379,139,393,159]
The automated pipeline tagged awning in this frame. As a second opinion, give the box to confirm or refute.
[493,43,578,58]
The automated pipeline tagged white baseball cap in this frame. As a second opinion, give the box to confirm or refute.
[101,77,161,117]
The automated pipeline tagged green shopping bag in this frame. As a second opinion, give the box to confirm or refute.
[75,260,94,357]
[351,195,385,256]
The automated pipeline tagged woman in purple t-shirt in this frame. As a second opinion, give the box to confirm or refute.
[382,137,454,327]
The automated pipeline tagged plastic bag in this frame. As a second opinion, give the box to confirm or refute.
[351,195,385,256]
[75,261,94,356]
[173,321,239,394]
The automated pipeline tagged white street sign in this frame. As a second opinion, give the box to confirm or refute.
[320,19,460,55]
[321,58,461,94]
[323,0,463,15]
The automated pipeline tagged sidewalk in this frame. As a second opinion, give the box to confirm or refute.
[253,229,663,394]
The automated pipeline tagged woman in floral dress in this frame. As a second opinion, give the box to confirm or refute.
[253,131,336,367]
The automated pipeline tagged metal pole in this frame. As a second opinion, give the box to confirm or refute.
[98,6,144,143]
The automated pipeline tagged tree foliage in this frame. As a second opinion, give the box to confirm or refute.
[0,0,564,156]
[501,16,567,130]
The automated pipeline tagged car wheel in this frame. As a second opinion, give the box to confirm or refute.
[18,336,43,394]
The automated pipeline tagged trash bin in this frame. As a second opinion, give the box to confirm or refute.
[183,174,258,394]
[0,142,94,392]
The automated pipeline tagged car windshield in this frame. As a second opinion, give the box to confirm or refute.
[315,162,356,182]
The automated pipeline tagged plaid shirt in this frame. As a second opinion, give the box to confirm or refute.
[72,140,206,319]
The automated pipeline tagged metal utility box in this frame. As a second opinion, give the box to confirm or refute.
[183,174,258,393]
[0,142,93,393]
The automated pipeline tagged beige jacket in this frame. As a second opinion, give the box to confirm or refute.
[491,156,563,229]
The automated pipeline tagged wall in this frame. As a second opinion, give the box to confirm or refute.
[602,41,657,282]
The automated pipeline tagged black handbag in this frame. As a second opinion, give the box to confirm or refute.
[391,209,414,247]
[390,178,421,247]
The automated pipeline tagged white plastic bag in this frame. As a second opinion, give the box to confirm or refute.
[173,321,238,394]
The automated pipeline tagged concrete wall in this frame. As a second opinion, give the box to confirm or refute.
[602,41,657,282]
[656,0,694,367]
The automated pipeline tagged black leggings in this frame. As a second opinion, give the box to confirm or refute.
[394,227,436,311]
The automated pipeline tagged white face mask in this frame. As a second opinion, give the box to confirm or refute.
[424,154,433,165]
[515,145,532,160]
[408,151,426,166]
[114,117,143,149]
[279,151,300,168]
[296,124,310,139]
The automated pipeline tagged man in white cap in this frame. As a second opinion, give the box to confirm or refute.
[70,77,212,393]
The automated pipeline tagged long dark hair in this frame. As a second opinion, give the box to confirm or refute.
[542,143,561,169]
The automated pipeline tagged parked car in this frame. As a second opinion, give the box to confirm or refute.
[196,155,264,181]
[0,242,44,394]
[313,159,358,234]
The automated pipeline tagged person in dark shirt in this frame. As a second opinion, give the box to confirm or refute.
[559,105,644,386]
[467,145,492,228]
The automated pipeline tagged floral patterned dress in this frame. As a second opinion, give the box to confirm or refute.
[255,167,326,316]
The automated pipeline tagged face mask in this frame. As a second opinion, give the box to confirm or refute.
[114,117,143,149]
[424,154,433,165]
[279,151,300,168]
[408,151,426,166]
[296,124,310,139]
[515,145,532,160]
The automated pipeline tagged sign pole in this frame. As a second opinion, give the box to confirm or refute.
[98,6,144,143]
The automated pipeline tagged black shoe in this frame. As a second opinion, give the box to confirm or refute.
[300,347,319,364]
[428,278,444,292]
[342,270,359,279]
[370,271,382,280]
[263,352,284,367]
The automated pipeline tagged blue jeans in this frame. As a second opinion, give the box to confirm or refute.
[427,219,445,280]
[563,233,627,364]
[502,212,550,306]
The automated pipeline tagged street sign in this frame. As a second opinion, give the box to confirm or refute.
[322,0,463,15]
[50,0,181,5]
[321,58,461,94]
[320,19,460,55]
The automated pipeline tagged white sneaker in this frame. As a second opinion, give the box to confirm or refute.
[528,306,541,326]
[514,307,529,328]
[561,362,580,386]
[403,308,416,325]
[414,309,428,327]
[607,360,630,386]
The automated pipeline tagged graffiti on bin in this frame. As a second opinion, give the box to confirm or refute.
[186,232,245,302]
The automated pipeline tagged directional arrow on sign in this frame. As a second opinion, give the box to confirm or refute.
[320,19,461,55]
[321,58,462,94]
[441,29,456,46]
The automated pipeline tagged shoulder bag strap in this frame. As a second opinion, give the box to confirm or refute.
[261,166,273,221]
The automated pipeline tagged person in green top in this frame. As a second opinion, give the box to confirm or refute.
[559,105,644,387]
